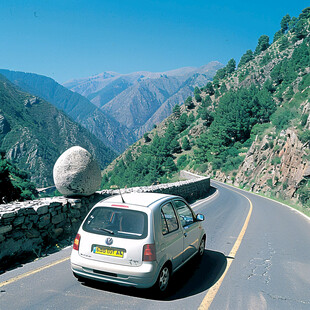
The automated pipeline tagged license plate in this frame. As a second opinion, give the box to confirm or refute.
[92,245,125,258]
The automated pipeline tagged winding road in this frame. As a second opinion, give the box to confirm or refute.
[1,180,310,310]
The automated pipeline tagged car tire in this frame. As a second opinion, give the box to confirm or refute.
[198,236,206,258]
[155,264,171,295]
[73,272,85,282]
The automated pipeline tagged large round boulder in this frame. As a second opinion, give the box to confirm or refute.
[53,146,102,197]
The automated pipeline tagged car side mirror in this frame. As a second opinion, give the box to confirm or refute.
[196,214,205,221]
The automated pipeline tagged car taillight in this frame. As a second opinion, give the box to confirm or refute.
[142,244,156,261]
[73,234,81,251]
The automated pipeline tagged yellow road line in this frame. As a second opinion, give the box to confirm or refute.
[0,256,70,288]
[198,186,253,310]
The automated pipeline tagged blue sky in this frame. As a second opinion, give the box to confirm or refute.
[0,1,309,83]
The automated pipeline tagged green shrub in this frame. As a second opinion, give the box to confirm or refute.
[182,137,191,151]
[270,107,296,130]
[271,157,281,165]
[297,180,310,207]
[144,133,151,143]
[243,138,254,148]
[268,141,274,149]
[195,93,202,102]
[260,52,272,66]
[177,155,188,169]
[238,70,249,82]
[299,130,310,144]
[251,123,271,138]
[185,96,195,109]
[301,114,309,126]
[0,152,38,203]
[285,87,294,100]
[298,74,310,92]
[196,163,208,174]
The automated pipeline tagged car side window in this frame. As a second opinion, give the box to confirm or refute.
[174,200,194,227]
[161,202,179,235]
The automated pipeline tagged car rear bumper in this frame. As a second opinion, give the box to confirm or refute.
[71,250,158,288]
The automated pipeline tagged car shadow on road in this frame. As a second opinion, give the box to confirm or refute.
[165,249,227,300]
[81,249,227,301]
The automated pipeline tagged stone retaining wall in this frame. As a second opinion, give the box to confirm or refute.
[0,174,210,268]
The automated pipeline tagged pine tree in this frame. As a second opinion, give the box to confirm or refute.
[204,82,215,95]
[273,30,283,43]
[182,137,191,151]
[185,96,195,109]
[172,104,181,118]
[238,50,254,68]
[280,14,291,33]
[144,133,151,143]
[255,35,270,55]
[226,59,236,74]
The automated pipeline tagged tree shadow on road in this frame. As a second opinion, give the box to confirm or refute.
[81,249,227,301]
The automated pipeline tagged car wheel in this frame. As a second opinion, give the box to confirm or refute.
[198,237,205,257]
[73,272,84,282]
[73,271,79,279]
[156,265,171,294]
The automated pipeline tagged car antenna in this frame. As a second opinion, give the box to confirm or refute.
[110,185,125,203]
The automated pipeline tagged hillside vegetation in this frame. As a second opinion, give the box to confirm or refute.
[0,74,116,187]
[102,8,310,209]
[0,70,135,153]
[0,150,38,204]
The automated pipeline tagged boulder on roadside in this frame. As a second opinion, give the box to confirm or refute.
[53,146,101,197]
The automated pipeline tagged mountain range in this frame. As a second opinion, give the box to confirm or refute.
[63,62,223,138]
[0,69,135,154]
[0,74,116,187]
[0,62,221,187]
[1,62,221,154]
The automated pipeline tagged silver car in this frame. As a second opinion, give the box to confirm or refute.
[70,193,206,293]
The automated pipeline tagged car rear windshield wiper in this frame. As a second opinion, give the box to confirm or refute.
[94,227,114,235]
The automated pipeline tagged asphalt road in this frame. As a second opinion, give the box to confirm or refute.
[0,181,309,310]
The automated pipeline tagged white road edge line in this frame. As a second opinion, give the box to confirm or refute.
[212,179,310,223]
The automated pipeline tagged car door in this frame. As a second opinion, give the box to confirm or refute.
[173,199,200,262]
[160,202,183,270]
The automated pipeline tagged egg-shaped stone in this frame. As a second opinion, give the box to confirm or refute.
[53,146,101,197]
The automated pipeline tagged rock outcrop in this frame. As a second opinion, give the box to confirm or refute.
[232,129,309,201]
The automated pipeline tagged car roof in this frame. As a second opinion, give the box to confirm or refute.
[100,192,178,208]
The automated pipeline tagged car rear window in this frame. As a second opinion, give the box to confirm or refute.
[83,207,148,239]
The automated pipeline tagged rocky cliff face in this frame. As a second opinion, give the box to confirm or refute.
[230,129,309,201]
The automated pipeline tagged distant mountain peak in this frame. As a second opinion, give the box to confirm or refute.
[63,61,223,138]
